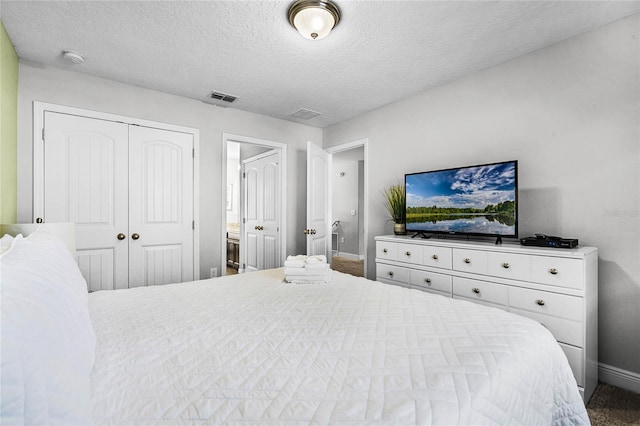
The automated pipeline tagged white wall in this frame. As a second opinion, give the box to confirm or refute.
[324,15,640,376]
[331,155,360,256]
[16,63,322,278]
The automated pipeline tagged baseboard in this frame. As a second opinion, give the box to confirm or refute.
[332,252,363,261]
[599,363,640,394]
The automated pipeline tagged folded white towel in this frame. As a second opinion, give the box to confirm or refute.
[286,271,332,284]
[304,262,330,271]
[288,279,326,284]
[306,255,327,264]
[284,259,306,268]
[284,264,329,275]
[287,255,308,261]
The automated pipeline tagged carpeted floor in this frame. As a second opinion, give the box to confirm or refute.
[331,256,364,277]
[587,383,640,425]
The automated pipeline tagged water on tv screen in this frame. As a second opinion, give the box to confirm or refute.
[405,161,517,237]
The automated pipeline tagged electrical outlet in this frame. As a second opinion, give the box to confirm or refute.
[341,237,345,243]
[210,267,218,278]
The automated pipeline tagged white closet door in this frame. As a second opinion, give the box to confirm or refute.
[306,141,330,258]
[43,112,129,291]
[128,126,194,287]
[242,151,281,272]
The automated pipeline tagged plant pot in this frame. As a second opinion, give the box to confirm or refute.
[393,223,406,235]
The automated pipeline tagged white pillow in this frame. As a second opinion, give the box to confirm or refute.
[0,233,16,254]
[1,230,96,425]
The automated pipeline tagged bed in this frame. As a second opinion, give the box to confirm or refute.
[1,225,589,425]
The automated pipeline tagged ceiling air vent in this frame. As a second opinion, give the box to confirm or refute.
[291,108,322,120]
[207,91,238,103]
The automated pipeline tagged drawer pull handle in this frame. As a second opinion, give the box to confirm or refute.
[549,268,558,275]
[536,299,545,306]
[383,248,388,253]
[388,271,394,277]
[472,287,480,294]
[425,278,432,285]
[405,251,411,257]
[464,258,471,264]
[432,254,438,260]
[502,262,510,269]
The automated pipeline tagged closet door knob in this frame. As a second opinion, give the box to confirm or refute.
[131,233,140,240]
[117,233,126,240]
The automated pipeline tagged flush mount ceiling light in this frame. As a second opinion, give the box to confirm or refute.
[288,0,341,40]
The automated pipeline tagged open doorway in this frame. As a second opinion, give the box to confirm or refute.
[326,139,368,278]
[222,134,287,276]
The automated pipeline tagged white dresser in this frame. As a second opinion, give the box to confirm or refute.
[375,235,598,402]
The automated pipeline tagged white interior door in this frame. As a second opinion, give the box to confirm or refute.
[128,126,194,287]
[40,110,195,290]
[242,151,281,272]
[306,141,330,258]
[43,112,129,291]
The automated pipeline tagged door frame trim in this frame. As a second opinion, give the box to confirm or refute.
[32,101,201,280]
[222,133,288,275]
[326,138,369,279]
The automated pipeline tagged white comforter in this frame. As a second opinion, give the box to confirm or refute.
[89,269,588,425]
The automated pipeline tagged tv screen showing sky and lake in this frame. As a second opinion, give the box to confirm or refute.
[405,161,517,237]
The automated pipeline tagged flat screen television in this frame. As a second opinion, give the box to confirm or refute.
[405,160,518,240]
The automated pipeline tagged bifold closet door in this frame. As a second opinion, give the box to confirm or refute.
[43,112,129,291]
[127,126,194,287]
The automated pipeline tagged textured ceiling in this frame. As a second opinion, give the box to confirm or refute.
[1,1,638,128]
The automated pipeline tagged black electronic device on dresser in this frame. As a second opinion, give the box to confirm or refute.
[521,234,579,249]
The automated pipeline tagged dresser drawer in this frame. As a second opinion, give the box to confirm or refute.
[509,286,583,322]
[376,263,409,285]
[376,241,398,261]
[397,243,423,265]
[453,277,508,307]
[487,252,531,281]
[560,343,584,387]
[410,270,452,296]
[453,249,487,274]
[531,256,584,289]
[422,246,452,270]
[510,308,583,347]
